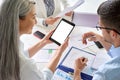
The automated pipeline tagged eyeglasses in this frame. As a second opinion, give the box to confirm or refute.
[96,26,120,35]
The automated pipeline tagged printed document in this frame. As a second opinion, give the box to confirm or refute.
[62,47,95,75]
[57,0,84,17]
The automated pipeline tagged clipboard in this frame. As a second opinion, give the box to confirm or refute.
[52,47,96,80]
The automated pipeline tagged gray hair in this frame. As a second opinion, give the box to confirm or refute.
[0,0,35,80]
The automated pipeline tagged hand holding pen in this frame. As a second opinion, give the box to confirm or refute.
[74,57,88,72]
[74,57,88,80]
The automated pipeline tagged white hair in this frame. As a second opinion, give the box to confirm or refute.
[0,0,35,80]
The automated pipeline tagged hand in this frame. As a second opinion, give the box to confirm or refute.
[56,37,69,54]
[74,57,88,71]
[65,11,74,17]
[82,32,102,45]
[41,30,54,45]
[45,17,60,25]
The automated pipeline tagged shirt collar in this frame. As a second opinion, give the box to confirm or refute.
[108,45,120,58]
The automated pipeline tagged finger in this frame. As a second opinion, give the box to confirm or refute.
[60,37,69,48]
[65,37,69,42]
[83,63,87,66]
[88,36,96,41]
[79,57,85,63]
[84,58,88,63]
[48,17,53,19]
[82,34,88,45]
[55,17,60,20]
[78,57,85,60]
[65,11,73,16]
[45,30,54,38]
[63,37,69,46]
[82,32,95,44]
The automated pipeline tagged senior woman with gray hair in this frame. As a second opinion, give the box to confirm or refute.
[0,0,69,80]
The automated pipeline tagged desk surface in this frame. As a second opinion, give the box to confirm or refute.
[20,26,108,70]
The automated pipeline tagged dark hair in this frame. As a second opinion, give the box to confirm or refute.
[97,0,120,33]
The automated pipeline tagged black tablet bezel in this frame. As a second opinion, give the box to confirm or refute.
[49,18,75,46]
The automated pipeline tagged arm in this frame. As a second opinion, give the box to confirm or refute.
[44,17,60,25]
[74,57,88,80]
[47,38,69,72]
[82,32,112,51]
[28,30,53,57]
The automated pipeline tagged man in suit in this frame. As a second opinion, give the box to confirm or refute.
[35,0,73,33]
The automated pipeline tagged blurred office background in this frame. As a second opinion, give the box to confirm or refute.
[61,0,107,14]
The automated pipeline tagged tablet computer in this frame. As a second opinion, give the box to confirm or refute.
[49,18,75,45]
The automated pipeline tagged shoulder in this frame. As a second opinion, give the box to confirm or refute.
[19,54,44,80]
[93,57,120,80]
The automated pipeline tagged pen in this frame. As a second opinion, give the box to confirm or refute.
[68,72,74,76]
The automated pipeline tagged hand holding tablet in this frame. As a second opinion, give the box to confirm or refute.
[49,18,75,45]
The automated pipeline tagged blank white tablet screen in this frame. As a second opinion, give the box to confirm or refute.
[51,20,74,44]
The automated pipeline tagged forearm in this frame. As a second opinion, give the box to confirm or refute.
[47,50,62,73]
[74,69,82,80]
[28,40,46,57]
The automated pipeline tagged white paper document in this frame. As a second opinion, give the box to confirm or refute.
[57,0,84,17]
[51,69,73,80]
[72,13,98,27]
[62,47,95,75]
[69,32,95,49]
[31,49,55,62]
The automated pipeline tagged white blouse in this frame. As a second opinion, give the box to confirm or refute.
[19,41,53,80]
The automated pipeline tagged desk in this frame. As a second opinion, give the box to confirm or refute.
[20,25,109,70]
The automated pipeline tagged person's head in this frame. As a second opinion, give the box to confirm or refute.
[97,0,120,46]
[19,0,37,35]
[0,0,36,80]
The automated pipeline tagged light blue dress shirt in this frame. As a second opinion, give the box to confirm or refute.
[92,45,120,80]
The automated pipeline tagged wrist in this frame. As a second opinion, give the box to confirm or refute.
[55,50,62,56]
[74,68,82,73]
[42,19,48,27]
[74,69,82,80]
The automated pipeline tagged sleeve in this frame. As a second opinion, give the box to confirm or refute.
[20,58,53,80]
[42,67,54,80]
[107,45,114,58]
[92,71,105,80]
[36,17,45,27]
[24,49,30,58]
[36,17,53,33]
